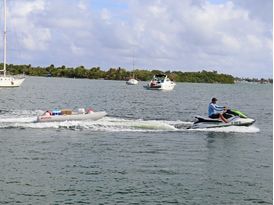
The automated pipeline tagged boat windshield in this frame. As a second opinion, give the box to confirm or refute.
[154,75,166,82]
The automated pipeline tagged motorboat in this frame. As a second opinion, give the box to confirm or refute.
[36,108,107,123]
[126,78,138,85]
[190,109,255,129]
[145,74,175,90]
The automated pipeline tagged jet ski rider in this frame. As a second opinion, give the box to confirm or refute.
[208,97,229,123]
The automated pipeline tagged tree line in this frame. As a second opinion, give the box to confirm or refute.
[3,63,236,84]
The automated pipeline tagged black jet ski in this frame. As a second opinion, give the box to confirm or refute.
[190,109,255,129]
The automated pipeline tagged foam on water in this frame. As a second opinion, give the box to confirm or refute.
[189,125,260,133]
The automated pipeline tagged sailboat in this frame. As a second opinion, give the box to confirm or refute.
[0,0,25,87]
[126,73,138,85]
[126,50,138,85]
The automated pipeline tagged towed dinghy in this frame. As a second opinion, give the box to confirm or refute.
[190,109,255,129]
[36,108,107,123]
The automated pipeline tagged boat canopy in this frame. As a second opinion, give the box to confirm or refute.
[155,74,166,78]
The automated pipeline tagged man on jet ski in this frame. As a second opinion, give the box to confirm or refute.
[208,97,229,123]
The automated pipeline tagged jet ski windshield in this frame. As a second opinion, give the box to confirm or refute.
[230,109,247,118]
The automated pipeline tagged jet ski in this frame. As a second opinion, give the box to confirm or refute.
[190,109,255,129]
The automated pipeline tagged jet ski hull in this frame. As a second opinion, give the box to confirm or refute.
[191,116,255,129]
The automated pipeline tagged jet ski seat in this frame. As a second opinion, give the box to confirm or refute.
[194,116,222,123]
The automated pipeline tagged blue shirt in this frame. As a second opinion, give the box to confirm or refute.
[208,103,225,117]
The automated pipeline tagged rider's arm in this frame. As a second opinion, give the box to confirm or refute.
[213,104,225,111]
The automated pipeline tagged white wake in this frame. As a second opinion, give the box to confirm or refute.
[0,110,260,133]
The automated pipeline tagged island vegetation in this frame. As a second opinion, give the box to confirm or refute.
[2,63,272,84]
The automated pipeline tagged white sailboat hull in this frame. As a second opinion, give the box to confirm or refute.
[126,79,138,85]
[0,76,25,87]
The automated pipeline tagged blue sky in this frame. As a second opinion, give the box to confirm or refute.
[3,0,273,78]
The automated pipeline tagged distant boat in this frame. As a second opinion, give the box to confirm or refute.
[126,73,138,85]
[0,0,25,87]
[126,50,138,85]
[145,74,176,91]
[126,78,138,85]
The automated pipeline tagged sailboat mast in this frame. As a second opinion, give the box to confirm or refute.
[3,0,7,77]
[132,48,135,70]
[132,55,134,70]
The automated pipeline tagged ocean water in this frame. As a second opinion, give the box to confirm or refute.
[0,77,272,204]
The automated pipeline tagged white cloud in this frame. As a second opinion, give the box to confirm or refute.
[221,35,241,50]
[11,0,45,17]
[100,8,111,22]
[22,28,51,51]
[78,0,88,11]
[2,0,272,77]
[8,0,50,51]
[70,42,84,55]
[246,35,263,49]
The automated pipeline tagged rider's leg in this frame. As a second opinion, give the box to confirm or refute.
[220,114,229,123]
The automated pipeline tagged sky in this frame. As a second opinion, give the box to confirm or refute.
[1,0,273,78]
